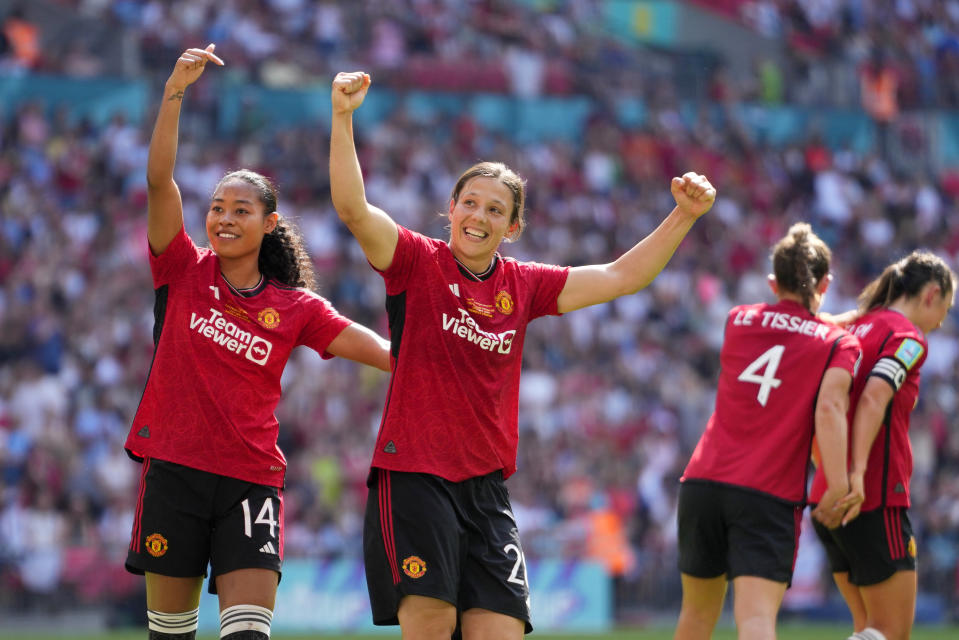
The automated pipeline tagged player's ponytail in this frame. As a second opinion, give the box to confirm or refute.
[771,222,831,311]
[858,250,955,312]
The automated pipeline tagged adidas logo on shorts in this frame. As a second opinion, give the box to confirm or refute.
[259,541,277,555]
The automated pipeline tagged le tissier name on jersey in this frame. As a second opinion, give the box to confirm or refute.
[190,308,274,365]
[733,309,831,341]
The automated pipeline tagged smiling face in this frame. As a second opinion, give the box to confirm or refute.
[447,176,518,273]
[205,179,277,260]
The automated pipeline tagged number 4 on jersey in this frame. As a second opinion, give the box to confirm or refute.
[737,345,785,407]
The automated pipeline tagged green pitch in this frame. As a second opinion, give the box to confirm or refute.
[6,625,959,640]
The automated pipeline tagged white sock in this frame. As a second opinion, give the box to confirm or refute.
[147,607,199,635]
[220,604,273,638]
[847,628,887,640]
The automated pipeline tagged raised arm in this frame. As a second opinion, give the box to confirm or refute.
[147,44,223,255]
[839,375,895,525]
[556,173,715,314]
[810,367,852,529]
[326,323,392,372]
[329,71,398,271]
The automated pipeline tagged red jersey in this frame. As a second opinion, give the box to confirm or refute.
[125,227,352,487]
[372,225,569,482]
[810,308,927,510]
[682,299,861,504]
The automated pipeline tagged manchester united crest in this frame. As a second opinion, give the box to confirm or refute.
[258,308,280,329]
[145,533,168,557]
[908,536,917,558]
[402,555,427,579]
[495,290,514,315]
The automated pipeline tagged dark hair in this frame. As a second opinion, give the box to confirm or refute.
[770,222,831,311]
[858,250,956,313]
[214,170,316,290]
[449,161,526,241]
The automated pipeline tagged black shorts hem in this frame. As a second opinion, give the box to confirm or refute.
[849,566,909,587]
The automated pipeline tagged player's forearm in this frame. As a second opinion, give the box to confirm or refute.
[608,205,698,294]
[329,112,371,226]
[849,395,887,475]
[815,399,849,492]
[146,83,186,188]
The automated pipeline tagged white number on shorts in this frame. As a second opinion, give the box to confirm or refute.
[503,543,528,587]
[737,344,785,407]
[241,497,277,538]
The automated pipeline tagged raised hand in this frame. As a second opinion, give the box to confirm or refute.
[670,172,716,219]
[166,44,224,94]
[331,71,372,115]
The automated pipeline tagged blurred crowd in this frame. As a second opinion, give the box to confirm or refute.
[1,0,959,625]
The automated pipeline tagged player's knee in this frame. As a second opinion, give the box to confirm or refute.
[220,604,273,639]
[147,607,198,639]
[847,627,888,640]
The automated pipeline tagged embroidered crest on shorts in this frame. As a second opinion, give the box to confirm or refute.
[145,533,168,557]
[402,555,427,578]
[908,536,917,558]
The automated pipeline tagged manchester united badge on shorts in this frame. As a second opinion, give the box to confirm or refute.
[402,555,427,578]
[908,536,917,558]
[145,533,169,557]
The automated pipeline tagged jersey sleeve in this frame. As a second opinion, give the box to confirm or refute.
[520,260,570,319]
[827,330,863,377]
[871,331,926,391]
[298,293,353,359]
[148,225,202,287]
[377,225,421,295]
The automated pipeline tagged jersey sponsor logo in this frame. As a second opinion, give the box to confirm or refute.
[402,555,427,579]
[495,290,514,315]
[257,307,280,329]
[895,338,923,369]
[908,536,917,558]
[442,308,516,354]
[190,308,274,366]
[145,533,168,557]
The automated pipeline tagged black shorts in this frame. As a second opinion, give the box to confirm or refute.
[677,481,801,585]
[125,458,284,594]
[363,468,532,633]
[811,506,916,586]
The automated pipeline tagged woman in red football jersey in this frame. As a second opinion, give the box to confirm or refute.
[674,223,861,640]
[123,46,391,640]
[329,70,716,640]
[810,251,955,640]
